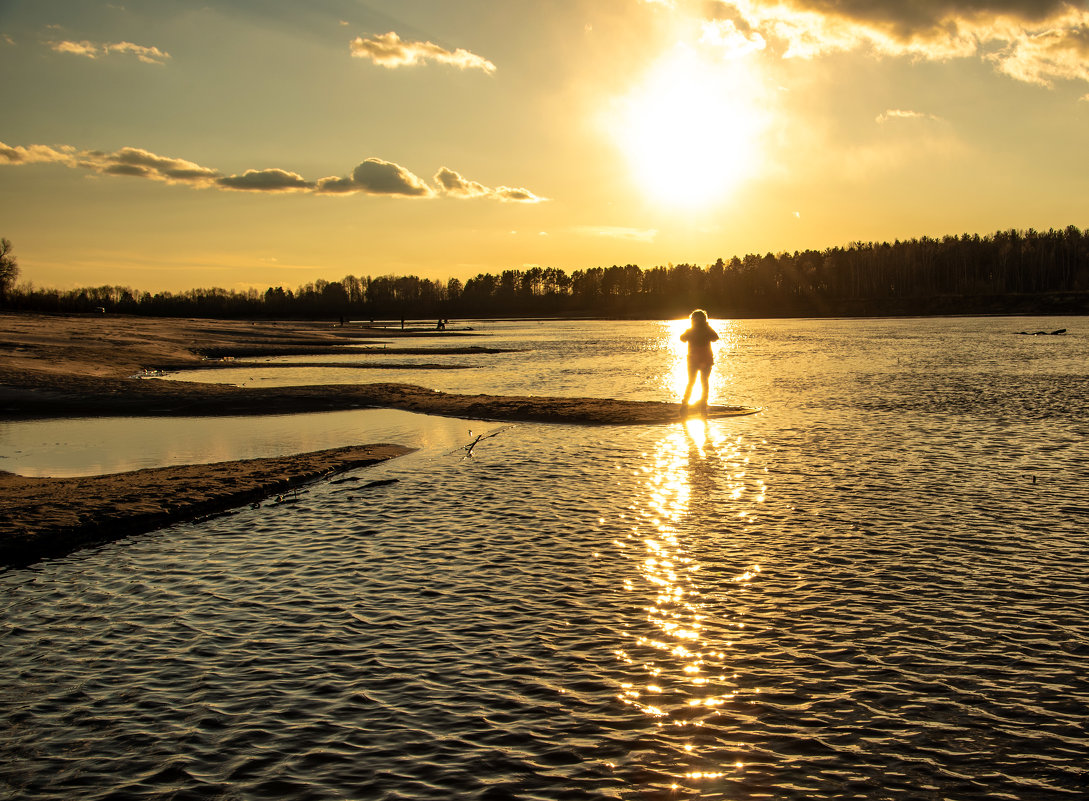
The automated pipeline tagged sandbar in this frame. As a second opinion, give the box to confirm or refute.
[0,444,413,567]
[0,311,756,425]
[0,311,756,563]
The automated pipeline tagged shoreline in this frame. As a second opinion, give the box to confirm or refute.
[0,444,414,568]
[0,311,756,425]
[0,312,756,565]
[0,371,754,425]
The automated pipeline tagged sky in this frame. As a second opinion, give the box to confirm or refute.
[2,0,1088,292]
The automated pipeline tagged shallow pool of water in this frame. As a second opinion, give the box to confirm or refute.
[0,409,484,477]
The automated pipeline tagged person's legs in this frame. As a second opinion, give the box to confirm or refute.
[698,367,711,413]
[681,363,698,408]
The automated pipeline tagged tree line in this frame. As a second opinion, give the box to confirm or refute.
[4,226,1088,319]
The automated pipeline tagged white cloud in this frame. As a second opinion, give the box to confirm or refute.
[0,142,76,164]
[700,1,1089,88]
[318,158,434,197]
[349,31,496,73]
[990,18,1089,86]
[700,19,767,58]
[80,147,220,184]
[49,39,170,64]
[218,168,313,192]
[50,40,100,58]
[106,41,171,65]
[434,167,546,203]
[1,141,543,202]
[495,186,546,204]
[434,166,490,198]
[875,108,942,123]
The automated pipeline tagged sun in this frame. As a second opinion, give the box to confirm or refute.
[613,46,770,209]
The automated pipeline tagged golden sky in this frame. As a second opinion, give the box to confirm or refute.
[2,0,1088,291]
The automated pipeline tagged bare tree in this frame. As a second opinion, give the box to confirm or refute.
[0,238,19,306]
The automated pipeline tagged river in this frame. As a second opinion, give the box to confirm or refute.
[2,316,1086,800]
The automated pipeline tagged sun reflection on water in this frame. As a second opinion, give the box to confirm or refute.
[609,414,766,794]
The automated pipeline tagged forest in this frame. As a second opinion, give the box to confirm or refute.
[4,226,1088,320]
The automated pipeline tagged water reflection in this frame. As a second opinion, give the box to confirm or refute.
[4,317,1086,799]
[159,318,756,410]
[611,418,766,795]
[0,409,479,476]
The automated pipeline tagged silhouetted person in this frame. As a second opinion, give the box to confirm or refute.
[680,309,719,415]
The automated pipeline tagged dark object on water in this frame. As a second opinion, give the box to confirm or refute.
[361,474,400,487]
[1015,328,1067,335]
[446,426,514,459]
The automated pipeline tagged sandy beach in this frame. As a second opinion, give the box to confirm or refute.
[0,311,756,565]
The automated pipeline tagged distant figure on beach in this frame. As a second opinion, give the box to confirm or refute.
[679,309,719,415]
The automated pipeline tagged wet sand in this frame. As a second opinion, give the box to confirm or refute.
[0,311,754,425]
[0,445,412,567]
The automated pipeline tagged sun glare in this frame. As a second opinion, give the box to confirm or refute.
[613,47,770,209]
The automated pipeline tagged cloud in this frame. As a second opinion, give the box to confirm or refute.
[434,166,490,197]
[434,167,545,203]
[50,40,100,58]
[1,141,542,202]
[0,142,75,164]
[49,39,171,64]
[349,158,432,195]
[494,186,545,203]
[317,158,434,196]
[76,147,221,185]
[106,41,172,65]
[349,31,496,73]
[991,19,1089,86]
[700,19,767,58]
[703,1,1089,87]
[218,168,314,192]
[875,108,942,123]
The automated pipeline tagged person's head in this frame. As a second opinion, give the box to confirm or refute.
[690,309,708,326]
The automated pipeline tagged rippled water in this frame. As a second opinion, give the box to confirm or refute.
[2,317,1087,800]
[0,410,484,478]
